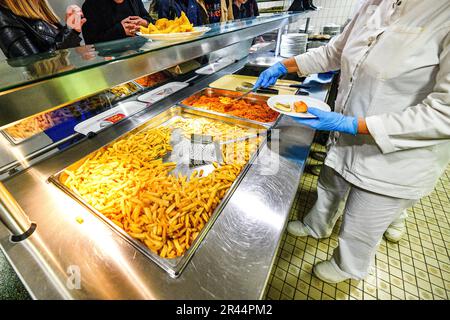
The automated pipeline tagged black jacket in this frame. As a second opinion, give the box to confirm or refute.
[158,0,203,26]
[82,0,153,45]
[232,4,246,20]
[0,7,81,59]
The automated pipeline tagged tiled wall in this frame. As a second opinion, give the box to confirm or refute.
[304,0,360,33]
[259,0,361,34]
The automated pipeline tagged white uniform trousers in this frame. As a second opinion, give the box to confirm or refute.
[303,165,416,279]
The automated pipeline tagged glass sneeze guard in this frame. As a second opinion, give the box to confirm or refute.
[0,14,295,93]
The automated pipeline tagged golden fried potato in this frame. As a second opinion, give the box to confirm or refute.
[62,123,252,259]
[155,18,169,29]
[140,26,149,34]
[140,11,194,35]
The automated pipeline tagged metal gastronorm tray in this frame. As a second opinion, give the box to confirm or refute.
[179,88,281,128]
[49,106,267,278]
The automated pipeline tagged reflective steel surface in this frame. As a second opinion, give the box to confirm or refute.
[0,58,330,299]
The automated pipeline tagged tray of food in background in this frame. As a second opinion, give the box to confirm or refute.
[209,74,301,96]
[134,71,171,89]
[180,88,280,127]
[108,81,142,101]
[1,92,113,145]
[166,59,202,78]
[2,111,71,145]
[137,82,189,104]
[49,106,267,278]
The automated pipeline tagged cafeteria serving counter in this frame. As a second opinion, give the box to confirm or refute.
[0,13,331,299]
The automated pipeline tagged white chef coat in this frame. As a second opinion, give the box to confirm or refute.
[295,0,450,199]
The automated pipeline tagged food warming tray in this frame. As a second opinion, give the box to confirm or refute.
[179,88,282,128]
[49,106,268,278]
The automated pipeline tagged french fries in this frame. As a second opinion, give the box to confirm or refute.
[109,82,139,98]
[222,138,262,165]
[62,125,246,259]
[171,117,259,142]
[4,114,55,139]
[140,11,194,35]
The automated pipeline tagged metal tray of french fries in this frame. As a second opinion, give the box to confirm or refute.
[179,88,281,128]
[49,106,268,278]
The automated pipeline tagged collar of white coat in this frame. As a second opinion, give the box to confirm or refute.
[364,0,417,30]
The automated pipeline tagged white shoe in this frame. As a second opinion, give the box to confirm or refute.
[287,220,311,237]
[313,260,351,284]
[384,223,406,243]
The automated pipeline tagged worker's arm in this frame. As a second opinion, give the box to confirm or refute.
[297,31,450,142]
[365,32,450,154]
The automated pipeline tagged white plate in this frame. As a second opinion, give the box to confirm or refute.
[267,95,331,118]
[136,27,211,41]
[195,57,235,75]
[137,82,189,103]
[74,102,147,135]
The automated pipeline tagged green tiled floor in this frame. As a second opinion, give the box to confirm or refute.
[0,250,30,300]
[265,144,450,300]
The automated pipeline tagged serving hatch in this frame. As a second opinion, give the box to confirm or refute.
[49,106,268,278]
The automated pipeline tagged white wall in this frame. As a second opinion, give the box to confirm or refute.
[305,0,359,33]
[259,0,359,33]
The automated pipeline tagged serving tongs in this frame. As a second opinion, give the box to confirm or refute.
[232,86,259,103]
[241,81,310,90]
[235,86,279,95]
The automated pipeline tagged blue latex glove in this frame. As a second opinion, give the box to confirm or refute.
[293,107,358,135]
[254,62,288,89]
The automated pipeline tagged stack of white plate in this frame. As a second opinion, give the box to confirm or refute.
[322,24,341,37]
[280,33,308,58]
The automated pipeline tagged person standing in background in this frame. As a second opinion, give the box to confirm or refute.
[157,0,203,26]
[244,0,259,17]
[0,0,85,58]
[82,0,153,44]
[197,0,234,24]
[232,0,247,20]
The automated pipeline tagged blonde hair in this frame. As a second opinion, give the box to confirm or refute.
[0,0,60,25]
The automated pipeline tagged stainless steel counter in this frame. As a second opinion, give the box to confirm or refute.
[0,59,330,299]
